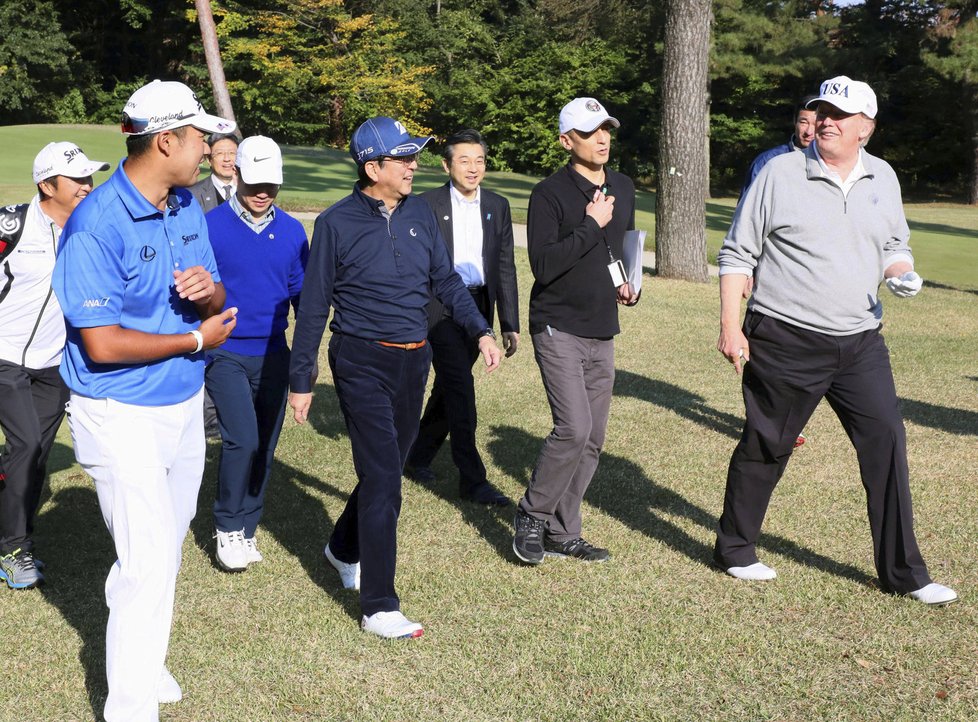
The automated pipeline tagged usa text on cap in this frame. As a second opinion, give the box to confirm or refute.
[33,142,110,184]
[806,76,878,119]
[121,80,237,136]
[349,117,433,165]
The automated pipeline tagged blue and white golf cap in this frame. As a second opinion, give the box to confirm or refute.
[349,116,433,165]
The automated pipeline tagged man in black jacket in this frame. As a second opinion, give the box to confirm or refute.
[404,129,519,506]
[187,132,239,213]
[513,98,639,565]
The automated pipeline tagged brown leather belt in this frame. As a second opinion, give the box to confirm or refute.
[377,339,427,350]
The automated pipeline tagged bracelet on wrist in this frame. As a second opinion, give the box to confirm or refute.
[188,329,204,354]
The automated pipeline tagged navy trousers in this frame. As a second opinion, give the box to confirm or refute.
[327,333,431,617]
[408,288,488,492]
[205,348,290,537]
[714,311,931,594]
[0,361,68,554]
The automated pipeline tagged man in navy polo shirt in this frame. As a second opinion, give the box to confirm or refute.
[288,116,502,640]
[52,80,238,722]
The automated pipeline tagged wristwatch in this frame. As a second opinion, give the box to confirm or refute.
[478,328,496,340]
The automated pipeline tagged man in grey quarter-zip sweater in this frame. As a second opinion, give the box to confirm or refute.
[714,76,957,606]
[0,142,109,589]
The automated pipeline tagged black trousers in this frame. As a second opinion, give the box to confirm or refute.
[408,287,488,492]
[0,361,69,554]
[327,334,431,617]
[714,312,931,594]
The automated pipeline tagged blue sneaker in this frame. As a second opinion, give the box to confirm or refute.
[0,549,43,589]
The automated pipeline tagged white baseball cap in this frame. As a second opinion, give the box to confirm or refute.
[236,136,283,185]
[32,142,110,183]
[806,76,878,119]
[559,97,621,135]
[121,79,237,136]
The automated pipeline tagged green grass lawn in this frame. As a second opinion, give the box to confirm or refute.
[2,124,977,720]
[4,254,978,721]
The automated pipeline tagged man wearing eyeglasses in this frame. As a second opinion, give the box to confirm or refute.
[404,128,519,506]
[188,132,239,213]
[52,79,238,721]
[513,98,638,567]
[288,116,502,640]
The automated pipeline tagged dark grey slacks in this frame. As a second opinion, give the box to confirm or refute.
[520,328,615,542]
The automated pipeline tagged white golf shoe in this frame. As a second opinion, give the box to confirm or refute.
[724,562,777,581]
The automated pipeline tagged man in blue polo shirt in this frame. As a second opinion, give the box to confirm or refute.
[288,116,502,640]
[52,79,238,722]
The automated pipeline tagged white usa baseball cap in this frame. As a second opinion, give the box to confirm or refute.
[121,79,236,136]
[559,97,620,134]
[236,135,283,185]
[32,142,110,183]
[807,76,878,119]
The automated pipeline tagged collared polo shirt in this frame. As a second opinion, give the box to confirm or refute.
[53,159,221,406]
[229,193,276,234]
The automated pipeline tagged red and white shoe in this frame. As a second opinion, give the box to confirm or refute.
[361,611,424,639]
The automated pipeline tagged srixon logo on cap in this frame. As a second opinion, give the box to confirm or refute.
[63,146,82,164]
[820,80,850,97]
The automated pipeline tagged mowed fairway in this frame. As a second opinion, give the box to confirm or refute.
[2,125,977,721]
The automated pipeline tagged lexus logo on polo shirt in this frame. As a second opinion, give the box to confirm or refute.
[140,245,157,261]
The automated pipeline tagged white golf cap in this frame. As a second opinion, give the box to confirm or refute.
[559,97,620,134]
[236,135,283,185]
[32,142,110,183]
[807,76,878,119]
[121,79,236,136]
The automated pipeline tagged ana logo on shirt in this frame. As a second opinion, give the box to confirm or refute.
[82,297,110,308]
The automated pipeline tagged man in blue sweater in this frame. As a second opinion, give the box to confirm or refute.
[204,135,308,572]
[288,116,501,639]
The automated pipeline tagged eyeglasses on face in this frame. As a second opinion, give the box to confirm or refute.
[375,153,420,166]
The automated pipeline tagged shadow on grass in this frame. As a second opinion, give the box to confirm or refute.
[907,219,978,241]
[614,370,743,439]
[899,398,978,436]
[706,200,737,233]
[487,424,874,587]
[192,380,361,619]
[36,484,112,718]
[402,461,524,565]
[921,279,978,296]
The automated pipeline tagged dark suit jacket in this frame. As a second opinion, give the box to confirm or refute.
[188,176,230,214]
[421,183,520,334]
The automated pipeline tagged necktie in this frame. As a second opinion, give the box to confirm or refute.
[223,185,232,201]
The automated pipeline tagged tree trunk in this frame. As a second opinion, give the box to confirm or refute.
[970,83,978,205]
[195,0,237,129]
[655,0,710,282]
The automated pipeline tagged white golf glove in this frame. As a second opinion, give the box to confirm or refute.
[885,271,923,298]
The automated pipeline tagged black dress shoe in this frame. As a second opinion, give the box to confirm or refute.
[461,481,512,506]
[404,464,436,483]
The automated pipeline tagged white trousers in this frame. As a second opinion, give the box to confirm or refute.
[67,388,205,722]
